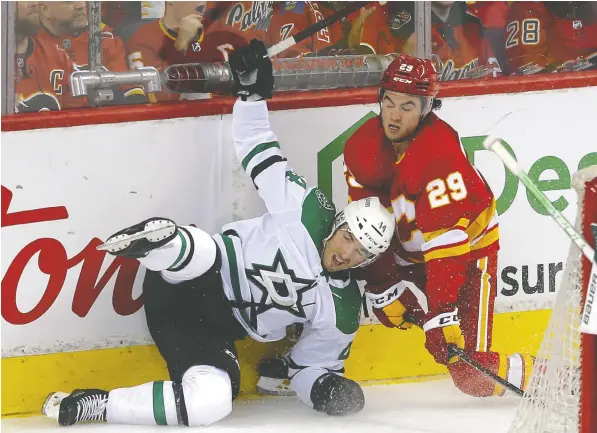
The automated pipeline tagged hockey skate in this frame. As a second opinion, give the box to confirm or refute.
[96,217,177,258]
[42,389,108,426]
[256,355,296,396]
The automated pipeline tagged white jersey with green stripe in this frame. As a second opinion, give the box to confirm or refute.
[212,100,361,407]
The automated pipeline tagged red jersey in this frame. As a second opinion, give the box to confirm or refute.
[466,1,509,30]
[380,2,501,80]
[15,37,80,113]
[505,2,597,72]
[345,114,499,314]
[343,116,395,208]
[36,24,145,102]
[37,24,127,72]
[126,3,267,101]
[359,4,404,55]
[265,1,347,57]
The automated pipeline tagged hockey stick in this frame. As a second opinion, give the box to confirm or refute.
[448,347,524,396]
[266,2,374,58]
[483,136,597,334]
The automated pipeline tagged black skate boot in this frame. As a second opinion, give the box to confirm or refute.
[96,217,177,258]
[42,389,108,426]
[256,354,295,396]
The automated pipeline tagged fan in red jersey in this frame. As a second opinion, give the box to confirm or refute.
[505,1,597,75]
[36,1,146,105]
[125,1,269,102]
[357,1,502,80]
[343,54,534,397]
[14,1,81,113]
[466,1,509,72]
[265,1,365,58]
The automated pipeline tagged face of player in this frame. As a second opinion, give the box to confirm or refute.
[380,90,425,143]
[322,227,371,272]
[16,2,40,36]
[167,1,207,22]
[43,1,88,32]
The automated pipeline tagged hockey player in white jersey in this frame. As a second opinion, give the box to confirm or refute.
[41,39,395,428]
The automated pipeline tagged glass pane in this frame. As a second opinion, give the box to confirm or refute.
[10,1,595,114]
[503,1,597,75]
[375,1,506,81]
[14,1,92,112]
[112,1,416,101]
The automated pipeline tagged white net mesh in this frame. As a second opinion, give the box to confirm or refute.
[508,166,597,433]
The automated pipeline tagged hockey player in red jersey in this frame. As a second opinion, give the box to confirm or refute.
[505,1,597,74]
[344,54,534,397]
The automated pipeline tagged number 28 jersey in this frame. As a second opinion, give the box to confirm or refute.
[362,114,500,312]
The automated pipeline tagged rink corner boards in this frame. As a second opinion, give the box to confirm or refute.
[1,309,550,418]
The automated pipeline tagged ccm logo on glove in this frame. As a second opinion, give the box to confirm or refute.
[365,283,404,308]
[423,310,465,365]
[423,312,459,330]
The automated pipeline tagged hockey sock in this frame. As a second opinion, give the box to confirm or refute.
[106,366,232,427]
[106,381,180,426]
[138,227,193,272]
[160,226,217,284]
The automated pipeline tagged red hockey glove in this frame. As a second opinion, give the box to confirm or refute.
[423,309,465,365]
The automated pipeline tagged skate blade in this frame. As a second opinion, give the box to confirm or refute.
[96,224,175,252]
[42,391,69,418]
[256,377,296,396]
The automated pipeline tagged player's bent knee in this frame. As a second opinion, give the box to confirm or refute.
[182,365,232,427]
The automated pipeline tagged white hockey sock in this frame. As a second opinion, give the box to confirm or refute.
[160,226,217,284]
[138,228,191,272]
[138,226,217,284]
[106,366,232,427]
[106,381,178,426]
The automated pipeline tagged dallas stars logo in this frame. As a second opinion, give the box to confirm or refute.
[246,250,315,318]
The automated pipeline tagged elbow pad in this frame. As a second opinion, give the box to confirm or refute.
[310,373,364,416]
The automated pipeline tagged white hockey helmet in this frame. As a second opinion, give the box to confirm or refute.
[330,196,395,268]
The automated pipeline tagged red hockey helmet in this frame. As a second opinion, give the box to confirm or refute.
[380,54,439,98]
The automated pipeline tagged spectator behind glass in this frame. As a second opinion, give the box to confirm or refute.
[125,2,271,102]
[264,2,367,58]
[125,1,210,102]
[357,2,502,80]
[466,1,509,72]
[36,1,147,105]
[352,2,406,55]
[15,1,81,112]
[505,1,597,75]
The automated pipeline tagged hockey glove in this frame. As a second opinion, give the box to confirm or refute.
[229,39,274,101]
[423,308,465,365]
[372,299,414,330]
[311,373,364,416]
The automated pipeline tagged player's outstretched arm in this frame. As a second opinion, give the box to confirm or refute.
[287,321,364,416]
[229,40,316,215]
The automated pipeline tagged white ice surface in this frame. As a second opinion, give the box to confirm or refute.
[2,380,518,433]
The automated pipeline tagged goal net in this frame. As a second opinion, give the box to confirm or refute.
[508,166,597,433]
